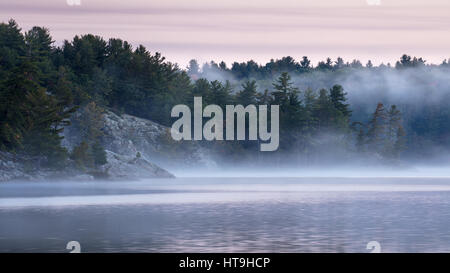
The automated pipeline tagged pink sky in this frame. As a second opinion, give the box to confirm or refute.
[1,0,449,67]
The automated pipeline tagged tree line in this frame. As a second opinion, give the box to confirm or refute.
[189,55,449,81]
[1,19,446,169]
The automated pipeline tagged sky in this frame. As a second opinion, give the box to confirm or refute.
[1,0,449,67]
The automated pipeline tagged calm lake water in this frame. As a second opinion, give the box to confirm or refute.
[1,177,450,253]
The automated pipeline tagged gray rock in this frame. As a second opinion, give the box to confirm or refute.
[0,152,30,182]
[100,150,174,179]
[100,111,217,170]
[101,112,165,159]
[0,151,94,182]
[70,174,95,181]
[61,110,181,179]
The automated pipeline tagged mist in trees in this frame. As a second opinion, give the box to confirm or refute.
[190,54,450,165]
[1,19,449,170]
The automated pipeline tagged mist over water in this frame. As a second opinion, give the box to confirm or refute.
[1,177,450,253]
[170,165,450,178]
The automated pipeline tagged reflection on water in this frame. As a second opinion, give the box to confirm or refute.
[1,177,450,252]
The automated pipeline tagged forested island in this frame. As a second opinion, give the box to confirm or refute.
[1,19,449,180]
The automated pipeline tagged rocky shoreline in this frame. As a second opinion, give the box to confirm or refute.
[0,111,179,182]
[0,149,174,182]
[0,109,221,182]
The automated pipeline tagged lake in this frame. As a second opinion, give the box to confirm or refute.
[1,177,450,253]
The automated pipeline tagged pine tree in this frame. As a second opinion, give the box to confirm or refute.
[386,105,401,143]
[25,26,54,86]
[286,89,304,128]
[237,80,258,106]
[300,56,311,71]
[272,72,298,105]
[21,83,73,167]
[0,20,75,168]
[71,141,92,170]
[0,20,27,150]
[367,103,387,154]
[191,78,212,105]
[329,85,352,119]
[302,88,318,133]
[210,80,232,108]
[257,89,271,105]
[76,102,105,144]
[334,57,345,69]
[385,105,405,158]
[271,73,306,151]
[91,141,107,167]
[219,61,227,70]
[313,89,336,131]
[1,59,42,151]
